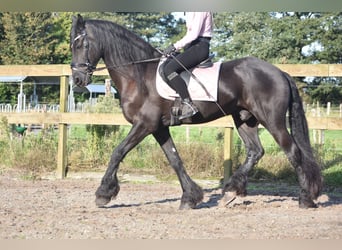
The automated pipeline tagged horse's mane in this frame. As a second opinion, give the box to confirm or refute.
[81,19,160,93]
[85,19,159,66]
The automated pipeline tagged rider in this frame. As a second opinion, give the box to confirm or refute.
[163,12,213,120]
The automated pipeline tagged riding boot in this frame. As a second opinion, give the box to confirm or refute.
[179,98,198,120]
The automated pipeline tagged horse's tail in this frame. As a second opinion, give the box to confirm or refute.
[284,72,323,199]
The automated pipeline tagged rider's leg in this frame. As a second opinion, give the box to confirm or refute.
[163,40,209,119]
[165,72,198,119]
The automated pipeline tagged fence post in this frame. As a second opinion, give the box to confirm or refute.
[57,76,68,179]
[105,78,111,97]
[223,127,233,185]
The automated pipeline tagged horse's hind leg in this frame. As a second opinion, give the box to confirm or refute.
[153,126,203,209]
[266,125,319,208]
[222,113,264,205]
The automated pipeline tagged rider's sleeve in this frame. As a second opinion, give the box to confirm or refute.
[174,12,208,50]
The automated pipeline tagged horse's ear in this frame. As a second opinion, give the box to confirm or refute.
[72,14,85,31]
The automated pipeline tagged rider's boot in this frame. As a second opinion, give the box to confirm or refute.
[179,98,198,120]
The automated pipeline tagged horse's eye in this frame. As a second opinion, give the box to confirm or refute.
[73,40,82,49]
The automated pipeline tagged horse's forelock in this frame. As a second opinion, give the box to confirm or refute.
[70,15,86,46]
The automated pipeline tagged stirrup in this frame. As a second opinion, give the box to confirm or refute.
[179,101,198,120]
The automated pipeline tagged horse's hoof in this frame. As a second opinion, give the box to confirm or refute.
[221,191,237,207]
[179,202,196,210]
[95,196,111,207]
[299,199,318,209]
[299,193,318,208]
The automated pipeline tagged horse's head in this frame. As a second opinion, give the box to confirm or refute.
[70,14,99,87]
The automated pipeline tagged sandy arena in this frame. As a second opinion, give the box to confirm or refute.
[0,171,341,239]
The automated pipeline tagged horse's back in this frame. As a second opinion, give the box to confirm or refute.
[218,56,291,122]
[220,56,289,95]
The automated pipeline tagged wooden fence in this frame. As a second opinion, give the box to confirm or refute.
[0,64,342,179]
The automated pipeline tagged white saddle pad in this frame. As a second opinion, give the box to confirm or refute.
[156,60,222,102]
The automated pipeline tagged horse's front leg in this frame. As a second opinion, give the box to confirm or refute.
[153,127,203,209]
[95,122,149,207]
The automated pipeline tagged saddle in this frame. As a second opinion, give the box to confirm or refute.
[197,53,215,68]
[158,54,217,126]
[158,54,215,83]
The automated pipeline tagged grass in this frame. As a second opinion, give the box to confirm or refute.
[0,116,341,187]
[0,117,57,179]
[66,124,342,185]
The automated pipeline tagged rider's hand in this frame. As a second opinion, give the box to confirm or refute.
[163,44,176,56]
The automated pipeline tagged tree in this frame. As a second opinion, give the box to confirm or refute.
[0,13,4,64]
[0,13,62,64]
[80,12,183,48]
[51,12,75,64]
[312,12,342,64]
[212,12,341,64]
[0,83,19,104]
[1,12,340,105]
[213,12,271,61]
[212,12,342,104]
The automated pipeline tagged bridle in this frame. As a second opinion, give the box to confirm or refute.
[70,32,97,77]
[70,31,161,76]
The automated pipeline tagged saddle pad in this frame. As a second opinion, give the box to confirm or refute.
[156,60,222,102]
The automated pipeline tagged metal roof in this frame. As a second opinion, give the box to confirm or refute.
[0,76,27,82]
[73,84,117,94]
[0,76,60,84]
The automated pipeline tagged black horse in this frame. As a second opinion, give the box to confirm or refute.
[70,14,322,209]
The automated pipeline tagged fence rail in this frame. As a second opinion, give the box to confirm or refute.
[1,111,341,181]
[1,112,342,130]
[1,63,342,77]
[0,64,342,179]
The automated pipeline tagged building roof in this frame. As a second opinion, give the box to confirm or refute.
[0,76,27,82]
[0,76,60,84]
[72,84,117,94]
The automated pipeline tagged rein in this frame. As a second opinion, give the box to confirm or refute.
[93,57,161,72]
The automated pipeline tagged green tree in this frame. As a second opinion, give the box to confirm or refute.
[51,12,74,64]
[213,12,273,61]
[80,12,183,48]
[212,12,341,64]
[0,13,64,64]
[0,83,19,104]
[312,12,342,64]
[124,12,183,47]
[1,12,340,104]
[212,12,342,104]
[0,13,4,64]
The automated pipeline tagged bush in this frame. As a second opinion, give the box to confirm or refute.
[0,117,57,179]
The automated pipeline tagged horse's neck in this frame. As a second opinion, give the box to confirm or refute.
[106,61,158,104]
[106,65,139,98]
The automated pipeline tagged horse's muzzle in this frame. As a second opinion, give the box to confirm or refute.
[72,70,92,87]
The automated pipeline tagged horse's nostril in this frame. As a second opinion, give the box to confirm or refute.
[73,76,81,86]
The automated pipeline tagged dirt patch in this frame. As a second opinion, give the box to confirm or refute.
[0,171,341,239]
